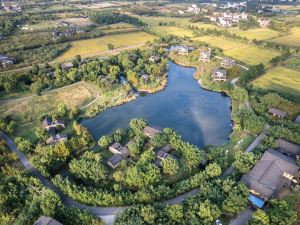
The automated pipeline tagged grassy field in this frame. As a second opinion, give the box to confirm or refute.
[193,36,280,65]
[270,28,300,47]
[252,67,300,100]
[228,28,280,40]
[56,31,156,61]
[0,82,97,124]
[149,26,194,37]
[135,15,190,27]
[24,21,58,31]
[61,17,93,27]
[100,22,137,29]
[193,23,220,30]
[193,36,244,50]
[224,45,279,65]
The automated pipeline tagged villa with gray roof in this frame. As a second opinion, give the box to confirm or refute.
[241,149,299,201]
[61,62,74,71]
[107,142,131,168]
[143,126,163,138]
[0,55,16,67]
[221,57,235,67]
[277,139,300,157]
[268,108,287,118]
[199,48,211,62]
[212,68,227,82]
[42,117,65,131]
[149,56,161,64]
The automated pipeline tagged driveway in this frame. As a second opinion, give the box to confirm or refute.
[229,208,253,225]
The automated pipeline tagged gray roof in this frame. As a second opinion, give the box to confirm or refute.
[109,142,123,151]
[61,62,74,69]
[223,57,235,64]
[107,154,124,167]
[241,149,299,200]
[212,68,227,76]
[34,216,63,225]
[277,139,300,156]
[160,144,172,153]
[143,126,163,137]
[119,146,130,158]
[268,108,287,118]
[294,115,300,124]
[149,56,160,62]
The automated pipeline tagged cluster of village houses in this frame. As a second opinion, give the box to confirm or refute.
[106,126,177,169]
[177,44,233,82]
[0,55,16,68]
[178,3,271,28]
[1,0,21,12]
[52,21,86,40]
[57,54,161,85]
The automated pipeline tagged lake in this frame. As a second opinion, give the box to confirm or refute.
[82,62,232,148]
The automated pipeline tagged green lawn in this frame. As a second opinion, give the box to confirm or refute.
[149,26,194,37]
[270,27,300,47]
[0,82,97,124]
[56,31,156,61]
[228,28,281,40]
[193,36,280,65]
[252,66,300,101]
[135,15,190,27]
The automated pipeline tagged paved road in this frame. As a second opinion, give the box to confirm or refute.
[229,208,253,225]
[231,78,239,88]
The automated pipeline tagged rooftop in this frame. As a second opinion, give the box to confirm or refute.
[241,149,299,200]
[268,108,287,118]
[34,216,63,225]
[277,139,300,157]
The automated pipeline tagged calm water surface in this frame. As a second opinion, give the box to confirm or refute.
[82,62,232,147]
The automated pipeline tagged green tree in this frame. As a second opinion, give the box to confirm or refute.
[127,70,139,87]
[249,209,270,225]
[69,151,107,185]
[204,163,221,178]
[198,200,221,225]
[128,141,141,158]
[108,65,120,82]
[161,157,179,175]
[39,189,61,217]
[222,183,249,215]
[15,137,33,153]
[167,204,184,223]
[98,135,113,148]
[233,151,256,173]
[30,81,43,95]
[269,200,297,225]
[141,205,156,224]
[130,118,147,135]
[108,43,114,50]
[232,87,248,103]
